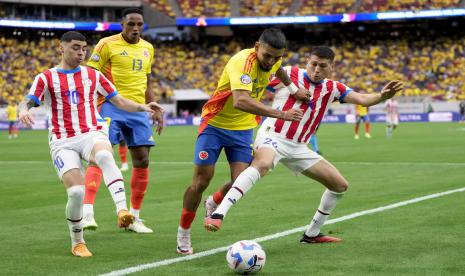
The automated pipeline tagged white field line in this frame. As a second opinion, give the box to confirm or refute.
[1,160,465,166]
[99,186,465,276]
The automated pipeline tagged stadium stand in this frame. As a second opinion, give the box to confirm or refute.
[1,30,465,106]
[359,0,462,13]
[178,0,230,17]
[297,0,356,15]
[240,0,293,16]
[144,0,177,17]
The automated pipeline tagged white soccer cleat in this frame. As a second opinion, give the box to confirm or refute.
[120,162,129,172]
[177,227,193,255]
[128,218,153,233]
[204,195,218,218]
[82,213,98,231]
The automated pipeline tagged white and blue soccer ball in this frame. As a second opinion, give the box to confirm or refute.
[226,240,266,275]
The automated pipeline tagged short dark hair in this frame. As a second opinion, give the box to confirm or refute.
[259,28,286,49]
[122,8,143,19]
[60,31,86,43]
[310,46,335,62]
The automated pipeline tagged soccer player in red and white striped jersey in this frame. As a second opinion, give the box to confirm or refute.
[18,31,162,257]
[205,46,403,243]
[385,97,400,138]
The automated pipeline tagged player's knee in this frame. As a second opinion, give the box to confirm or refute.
[133,156,150,168]
[67,185,85,201]
[95,150,115,167]
[251,159,272,175]
[334,179,349,193]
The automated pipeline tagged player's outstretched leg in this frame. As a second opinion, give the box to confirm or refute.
[65,184,92,257]
[302,189,345,244]
[205,167,262,232]
[94,150,133,228]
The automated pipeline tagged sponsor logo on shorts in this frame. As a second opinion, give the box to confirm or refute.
[198,151,209,160]
[240,74,252,85]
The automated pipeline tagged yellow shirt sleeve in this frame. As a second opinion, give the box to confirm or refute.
[227,56,254,92]
[87,40,110,71]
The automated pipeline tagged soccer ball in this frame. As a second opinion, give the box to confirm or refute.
[226,240,266,275]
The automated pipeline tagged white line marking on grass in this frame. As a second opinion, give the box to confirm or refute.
[99,186,465,276]
[1,160,465,166]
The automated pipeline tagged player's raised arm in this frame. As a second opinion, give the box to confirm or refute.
[344,80,404,107]
[232,89,303,121]
[109,94,164,114]
[275,67,310,102]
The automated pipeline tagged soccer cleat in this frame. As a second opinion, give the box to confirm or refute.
[117,209,134,228]
[128,218,153,233]
[204,195,218,218]
[82,213,98,231]
[300,233,342,244]
[365,133,372,139]
[72,243,93,257]
[204,213,223,232]
[354,134,359,140]
[120,162,129,172]
[177,228,193,255]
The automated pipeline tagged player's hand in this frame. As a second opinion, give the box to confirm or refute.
[294,87,311,102]
[381,80,403,100]
[282,108,303,121]
[152,111,164,135]
[19,110,34,127]
[146,102,164,113]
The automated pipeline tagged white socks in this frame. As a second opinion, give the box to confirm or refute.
[130,208,140,219]
[66,185,85,247]
[305,189,344,237]
[95,150,128,213]
[215,167,261,218]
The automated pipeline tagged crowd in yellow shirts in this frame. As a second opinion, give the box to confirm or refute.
[2,33,465,105]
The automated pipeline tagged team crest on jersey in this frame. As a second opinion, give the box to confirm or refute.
[91,54,100,62]
[143,49,149,58]
[84,79,93,87]
[198,151,209,160]
[240,74,252,85]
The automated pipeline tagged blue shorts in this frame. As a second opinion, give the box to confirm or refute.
[356,115,370,123]
[100,102,155,147]
[8,121,17,128]
[194,125,254,165]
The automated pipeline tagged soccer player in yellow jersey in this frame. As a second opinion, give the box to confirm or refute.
[82,8,163,233]
[354,103,371,139]
[6,100,18,139]
[177,28,309,254]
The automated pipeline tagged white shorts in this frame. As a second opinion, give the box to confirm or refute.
[386,115,399,126]
[254,129,324,174]
[49,130,110,179]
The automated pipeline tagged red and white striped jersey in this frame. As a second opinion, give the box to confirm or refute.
[261,66,352,144]
[385,99,399,115]
[27,65,117,140]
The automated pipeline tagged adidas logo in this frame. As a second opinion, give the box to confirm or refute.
[120,50,128,56]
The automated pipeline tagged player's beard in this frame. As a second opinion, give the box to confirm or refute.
[258,63,272,72]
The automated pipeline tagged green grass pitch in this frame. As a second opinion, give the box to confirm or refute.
[1,122,464,275]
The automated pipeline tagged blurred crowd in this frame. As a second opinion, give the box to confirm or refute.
[1,32,465,105]
[2,0,463,21]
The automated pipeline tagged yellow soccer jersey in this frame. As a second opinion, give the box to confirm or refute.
[87,33,154,104]
[6,104,17,121]
[200,48,282,132]
[356,104,368,116]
